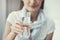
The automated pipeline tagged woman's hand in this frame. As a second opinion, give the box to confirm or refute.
[2,21,30,40]
[11,20,30,35]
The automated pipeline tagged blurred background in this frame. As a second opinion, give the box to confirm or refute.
[0,0,60,40]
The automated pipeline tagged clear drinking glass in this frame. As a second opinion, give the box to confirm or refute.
[22,12,31,38]
[17,12,31,39]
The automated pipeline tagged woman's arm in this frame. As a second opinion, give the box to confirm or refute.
[44,32,54,40]
[2,21,28,40]
[2,21,16,40]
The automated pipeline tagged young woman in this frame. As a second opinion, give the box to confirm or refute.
[2,0,55,40]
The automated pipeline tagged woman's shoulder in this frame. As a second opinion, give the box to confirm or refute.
[46,18,55,25]
[8,10,22,16]
[7,10,24,19]
[46,18,55,34]
[7,10,22,24]
[46,17,55,31]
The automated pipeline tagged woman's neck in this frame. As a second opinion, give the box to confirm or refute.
[30,11,39,22]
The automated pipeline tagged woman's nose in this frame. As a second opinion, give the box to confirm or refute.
[30,0,36,4]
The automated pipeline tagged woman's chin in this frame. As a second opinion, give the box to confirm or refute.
[28,9,38,12]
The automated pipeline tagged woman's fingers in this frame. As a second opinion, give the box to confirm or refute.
[15,23,24,30]
[15,20,30,28]
[12,26,24,34]
[11,21,24,34]
[11,26,24,34]
[11,20,30,35]
[15,20,23,26]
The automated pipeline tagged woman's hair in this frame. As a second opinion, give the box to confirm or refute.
[19,0,44,10]
[40,0,44,9]
[19,0,24,10]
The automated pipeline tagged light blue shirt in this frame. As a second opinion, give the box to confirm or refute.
[7,9,55,40]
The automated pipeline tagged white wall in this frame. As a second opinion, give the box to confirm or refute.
[0,0,6,40]
[44,0,60,40]
[0,0,20,40]
[6,0,20,17]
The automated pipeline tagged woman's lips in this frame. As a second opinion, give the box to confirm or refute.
[30,5,38,8]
